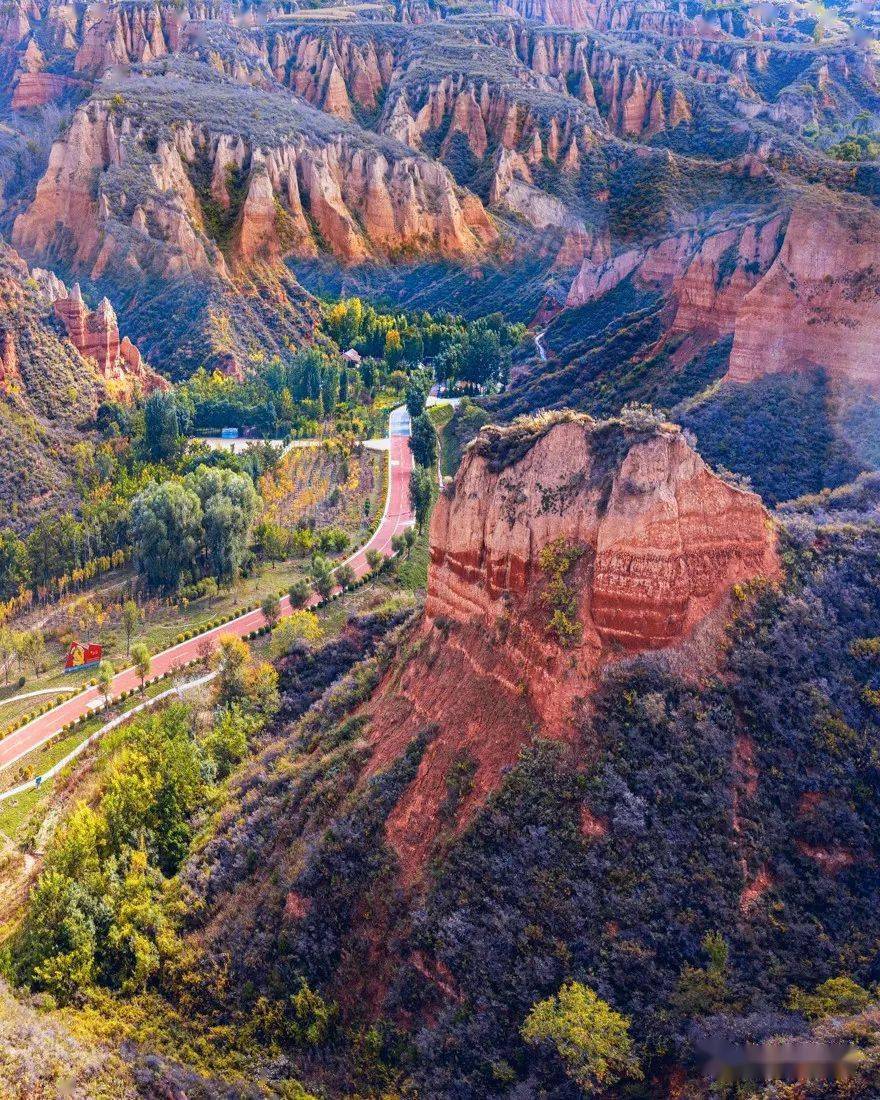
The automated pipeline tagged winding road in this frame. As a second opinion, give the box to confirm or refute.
[0,407,414,775]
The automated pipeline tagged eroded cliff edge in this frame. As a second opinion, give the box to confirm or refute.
[366,411,779,879]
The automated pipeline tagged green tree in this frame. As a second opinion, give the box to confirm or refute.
[521,981,642,1095]
[26,515,82,587]
[122,599,139,656]
[254,520,288,562]
[289,347,326,402]
[384,329,403,367]
[460,326,509,389]
[143,390,186,463]
[131,643,151,691]
[365,548,384,573]
[289,978,339,1047]
[186,467,259,585]
[242,660,279,719]
[203,704,256,779]
[788,976,874,1020]
[402,329,424,365]
[335,563,355,588]
[261,592,281,629]
[97,659,115,706]
[106,846,178,994]
[673,931,735,1016]
[214,634,251,708]
[13,869,98,1003]
[322,364,340,416]
[310,554,335,600]
[288,578,312,608]
[21,629,45,675]
[410,413,437,468]
[130,480,203,592]
[0,628,14,685]
[406,383,427,420]
[269,611,323,658]
[0,530,29,600]
[101,705,204,873]
[410,466,434,533]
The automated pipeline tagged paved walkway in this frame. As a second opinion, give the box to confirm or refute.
[0,674,215,803]
[0,407,413,774]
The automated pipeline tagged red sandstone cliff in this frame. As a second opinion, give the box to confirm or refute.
[565,205,784,354]
[53,283,168,396]
[366,413,778,880]
[12,87,497,280]
[727,196,880,389]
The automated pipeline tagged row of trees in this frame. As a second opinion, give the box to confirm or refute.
[406,381,438,535]
[0,526,128,605]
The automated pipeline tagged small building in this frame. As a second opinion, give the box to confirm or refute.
[342,348,362,365]
[220,427,240,440]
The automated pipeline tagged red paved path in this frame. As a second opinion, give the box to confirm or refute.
[0,420,413,772]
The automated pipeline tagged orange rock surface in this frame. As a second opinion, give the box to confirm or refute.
[12,98,497,279]
[367,414,779,881]
[54,283,168,395]
[727,197,880,389]
[11,71,82,109]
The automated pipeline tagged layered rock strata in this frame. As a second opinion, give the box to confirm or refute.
[727,198,880,389]
[366,413,779,879]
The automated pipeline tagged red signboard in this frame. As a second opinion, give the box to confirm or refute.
[65,641,103,672]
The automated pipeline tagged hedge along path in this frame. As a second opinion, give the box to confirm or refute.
[0,405,414,776]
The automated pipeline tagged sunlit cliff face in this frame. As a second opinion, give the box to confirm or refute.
[366,413,779,879]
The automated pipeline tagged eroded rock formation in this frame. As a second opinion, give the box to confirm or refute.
[566,206,785,344]
[727,197,880,389]
[366,413,778,878]
[12,75,497,280]
[54,283,168,394]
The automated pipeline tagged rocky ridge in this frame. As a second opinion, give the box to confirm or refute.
[0,241,107,528]
[727,195,880,389]
[12,62,497,273]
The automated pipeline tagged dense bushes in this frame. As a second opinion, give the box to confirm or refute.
[3,705,203,1001]
[167,518,880,1095]
[388,523,880,1093]
[679,369,866,504]
[323,297,525,392]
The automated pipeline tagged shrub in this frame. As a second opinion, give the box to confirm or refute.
[521,981,642,1095]
[538,538,585,646]
[788,977,874,1020]
[335,564,356,589]
[269,612,323,659]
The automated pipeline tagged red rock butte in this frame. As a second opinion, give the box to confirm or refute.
[427,412,779,712]
[366,412,779,880]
